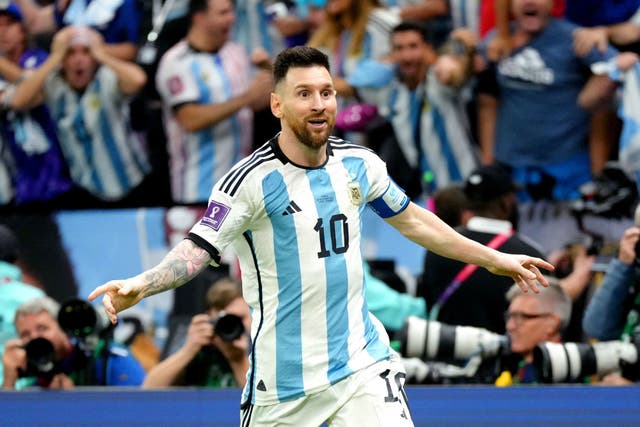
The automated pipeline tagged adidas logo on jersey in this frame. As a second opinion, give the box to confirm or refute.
[257,380,267,391]
[281,200,302,216]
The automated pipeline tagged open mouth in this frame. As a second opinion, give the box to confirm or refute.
[308,118,327,128]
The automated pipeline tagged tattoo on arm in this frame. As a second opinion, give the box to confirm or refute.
[142,239,212,297]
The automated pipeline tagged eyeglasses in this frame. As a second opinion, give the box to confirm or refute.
[504,311,553,325]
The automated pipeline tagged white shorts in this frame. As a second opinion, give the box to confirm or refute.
[240,357,414,427]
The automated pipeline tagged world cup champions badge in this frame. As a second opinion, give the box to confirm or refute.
[348,181,363,205]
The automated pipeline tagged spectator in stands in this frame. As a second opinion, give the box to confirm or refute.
[357,22,479,199]
[483,0,565,60]
[496,279,572,385]
[143,277,251,388]
[9,26,151,207]
[582,225,640,385]
[0,2,73,208]
[2,296,145,389]
[431,183,469,228]
[475,0,629,255]
[0,225,45,385]
[11,0,140,60]
[420,165,546,334]
[307,0,399,99]
[477,0,619,202]
[384,0,450,48]
[155,0,272,204]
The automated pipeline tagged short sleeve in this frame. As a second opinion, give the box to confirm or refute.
[155,52,201,108]
[188,175,257,260]
[365,153,410,218]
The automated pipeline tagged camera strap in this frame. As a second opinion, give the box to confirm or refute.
[429,231,513,320]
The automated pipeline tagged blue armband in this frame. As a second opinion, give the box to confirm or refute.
[368,179,409,218]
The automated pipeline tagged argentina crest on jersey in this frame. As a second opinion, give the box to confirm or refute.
[347,173,364,206]
[347,179,363,205]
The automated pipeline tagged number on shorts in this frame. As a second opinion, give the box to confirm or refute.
[379,369,406,403]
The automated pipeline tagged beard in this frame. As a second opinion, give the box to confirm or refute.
[290,117,334,150]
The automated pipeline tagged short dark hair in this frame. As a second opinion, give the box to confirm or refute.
[273,46,331,86]
[188,0,209,21]
[391,21,429,43]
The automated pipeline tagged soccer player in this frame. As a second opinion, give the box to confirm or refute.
[89,46,553,426]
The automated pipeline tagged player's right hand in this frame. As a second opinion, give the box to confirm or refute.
[88,278,144,324]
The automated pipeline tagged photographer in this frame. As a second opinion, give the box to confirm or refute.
[497,279,572,385]
[582,225,640,385]
[1,296,145,389]
[143,277,251,388]
[0,225,45,385]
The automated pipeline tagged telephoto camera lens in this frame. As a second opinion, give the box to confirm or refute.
[400,316,507,362]
[58,298,110,338]
[210,312,245,342]
[532,340,639,383]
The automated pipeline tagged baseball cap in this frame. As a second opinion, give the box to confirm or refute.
[464,165,518,202]
[0,1,24,23]
[0,224,19,263]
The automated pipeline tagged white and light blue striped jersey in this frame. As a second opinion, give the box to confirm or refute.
[156,41,253,204]
[44,66,150,200]
[363,68,479,190]
[188,135,410,405]
[232,0,286,58]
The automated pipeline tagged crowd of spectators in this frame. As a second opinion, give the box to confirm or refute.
[2,0,640,390]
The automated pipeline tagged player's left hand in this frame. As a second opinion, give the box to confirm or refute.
[486,254,554,293]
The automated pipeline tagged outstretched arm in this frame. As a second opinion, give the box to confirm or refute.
[385,203,554,292]
[88,239,212,323]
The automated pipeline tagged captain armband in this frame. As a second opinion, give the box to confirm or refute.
[368,179,410,218]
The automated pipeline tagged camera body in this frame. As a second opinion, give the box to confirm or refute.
[209,311,245,342]
[19,337,59,380]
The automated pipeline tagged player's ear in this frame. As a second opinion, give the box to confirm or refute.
[271,92,282,119]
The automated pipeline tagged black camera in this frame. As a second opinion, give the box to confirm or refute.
[20,337,60,380]
[532,339,640,383]
[571,162,638,220]
[209,311,245,342]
